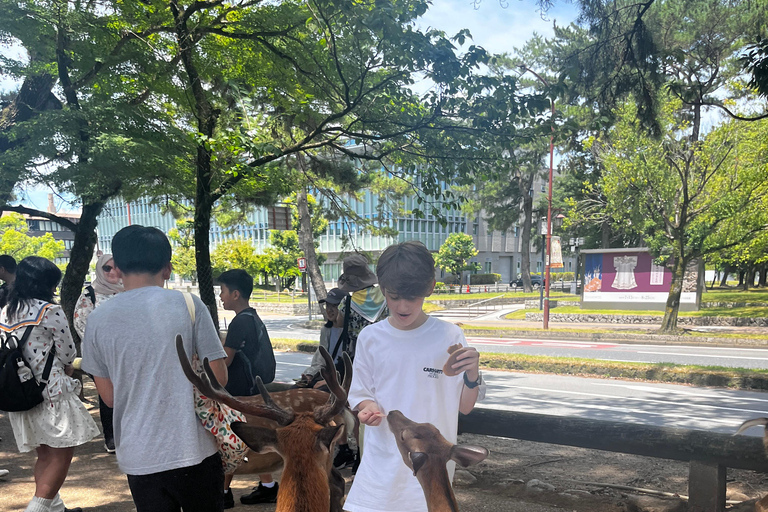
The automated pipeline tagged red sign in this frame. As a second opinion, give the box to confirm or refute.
[297,257,307,271]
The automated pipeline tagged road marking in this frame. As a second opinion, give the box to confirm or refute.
[636,351,768,361]
[467,338,618,349]
[591,382,768,402]
[482,396,750,426]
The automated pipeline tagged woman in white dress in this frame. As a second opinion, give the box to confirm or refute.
[72,253,123,453]
[0,256,99,512]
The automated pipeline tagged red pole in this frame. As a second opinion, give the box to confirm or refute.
[544,100,554,330]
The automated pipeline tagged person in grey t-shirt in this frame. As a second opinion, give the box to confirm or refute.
[81,225,228,512]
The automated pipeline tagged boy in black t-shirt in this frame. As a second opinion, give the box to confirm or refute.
[217,269,278,507]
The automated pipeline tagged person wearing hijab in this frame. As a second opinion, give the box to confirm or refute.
[73,253,124,453]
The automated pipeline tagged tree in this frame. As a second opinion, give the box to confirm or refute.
[594,98,768,332]
[0,0,187,336]
[263,230,302,292]
[168,219,197,282]
[211,239,264,281]
[435,233,480,291]
[0,213,64,261]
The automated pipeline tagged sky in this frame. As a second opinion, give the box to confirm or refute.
[1,0,578,212]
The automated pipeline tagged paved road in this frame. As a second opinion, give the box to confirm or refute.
[466,337,768,369]
[272,351,768,436]
[261,314,768,369]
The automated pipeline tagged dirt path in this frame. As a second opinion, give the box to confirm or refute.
[2,382,767,511]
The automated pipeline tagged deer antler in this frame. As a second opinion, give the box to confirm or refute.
[314,346,350,425]
[735,417,768,436]
[175,334,293,425]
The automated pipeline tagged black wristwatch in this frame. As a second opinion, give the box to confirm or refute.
[463,371,483,389]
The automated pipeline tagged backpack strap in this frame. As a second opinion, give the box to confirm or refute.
[12,326,55,385]
[332,295,352,361]
[86,285,96,306]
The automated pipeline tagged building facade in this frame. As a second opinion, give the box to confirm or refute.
[95,177,566,284]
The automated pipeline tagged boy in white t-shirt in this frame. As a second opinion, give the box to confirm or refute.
[345,241,485,512]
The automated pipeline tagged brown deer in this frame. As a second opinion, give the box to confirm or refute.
[735,417,768,512]
[176,335,352,512]
[387,410,489,512]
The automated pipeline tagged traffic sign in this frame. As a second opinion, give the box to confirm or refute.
[297,257,307,272]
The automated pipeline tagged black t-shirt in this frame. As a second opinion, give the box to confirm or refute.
[224,307,262,368]
[0,283,10,309]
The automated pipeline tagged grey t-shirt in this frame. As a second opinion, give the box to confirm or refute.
[81,286,226,475]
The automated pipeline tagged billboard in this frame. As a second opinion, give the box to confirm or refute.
[581,249,701,310]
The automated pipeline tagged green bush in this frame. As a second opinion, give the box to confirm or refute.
[470,273,502,285]
[434,282,448,292]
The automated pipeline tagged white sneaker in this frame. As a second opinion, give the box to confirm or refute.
[0,469,9,478]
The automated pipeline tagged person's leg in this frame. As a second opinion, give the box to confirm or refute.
[240,474,279,505]
[166,453,224,512]
[99,396,115,453]
[223,473,235,509]
[33,446,74,499]
[127,473,179,512]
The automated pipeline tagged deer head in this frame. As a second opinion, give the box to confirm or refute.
[387,410,489,512]
[735,418,768,512]
[176,335,351,512]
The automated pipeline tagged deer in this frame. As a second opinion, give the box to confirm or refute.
[176,335,352,512]
[387,410,489,512]
[735,417,768,512]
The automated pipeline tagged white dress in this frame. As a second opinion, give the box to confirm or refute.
[1,300,99,452]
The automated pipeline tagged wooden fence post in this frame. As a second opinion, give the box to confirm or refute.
[688,461,726,512]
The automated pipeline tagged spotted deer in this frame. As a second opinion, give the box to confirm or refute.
[176,336,352,512]
[387,410,489,512]
[736,418,768,512]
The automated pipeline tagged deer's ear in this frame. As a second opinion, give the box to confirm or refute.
[317,424,344,451]
[450,445,489,467]
[231,422,279,454]
[409,451,428,476]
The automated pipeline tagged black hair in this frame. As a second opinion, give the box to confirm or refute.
[6,256,61,319]
[0,255,17,273]
[217,269,253,299]
[112,225,172,275]
[376,241,435,300]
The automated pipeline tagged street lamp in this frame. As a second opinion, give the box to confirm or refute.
[519,65,555,329]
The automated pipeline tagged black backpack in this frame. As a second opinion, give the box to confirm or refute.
[241,309,275,385]
[0,326,56,412]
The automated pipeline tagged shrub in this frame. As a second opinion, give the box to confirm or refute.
[470,273,502,285]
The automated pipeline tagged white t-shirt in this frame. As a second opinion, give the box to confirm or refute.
[345,316,469,512]
[81,287,226,475]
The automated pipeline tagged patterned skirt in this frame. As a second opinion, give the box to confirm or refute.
[9,391,99,453]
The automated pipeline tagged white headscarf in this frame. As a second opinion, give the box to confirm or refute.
[92,253,124,296]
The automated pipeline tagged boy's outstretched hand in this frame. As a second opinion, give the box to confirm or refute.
[450,346,480,382]
[358,400,386,426]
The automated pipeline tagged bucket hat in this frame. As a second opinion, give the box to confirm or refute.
[337,253,377,292]
[319,287,346,305]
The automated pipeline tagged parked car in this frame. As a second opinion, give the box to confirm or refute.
[510,275,544,289]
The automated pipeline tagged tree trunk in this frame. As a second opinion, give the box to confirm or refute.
[719,263,731,287]
[738,270,745,287]
[743,268,756,291]
[601,221,611,249]
[0,73,61,205]
[194,193,217,326]
[659,256,687,333]
[296,186,327,312]
[759,264,767,288]
[172,0,220,326]
[520,182,534,292]
[62,200,109,348]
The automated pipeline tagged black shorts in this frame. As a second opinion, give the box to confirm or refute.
[127,453,224,512]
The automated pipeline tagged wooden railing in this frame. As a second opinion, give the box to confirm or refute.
[459,409,768,512]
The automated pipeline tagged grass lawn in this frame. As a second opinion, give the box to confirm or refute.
[505,304,768,320]
[702,288,768,303]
